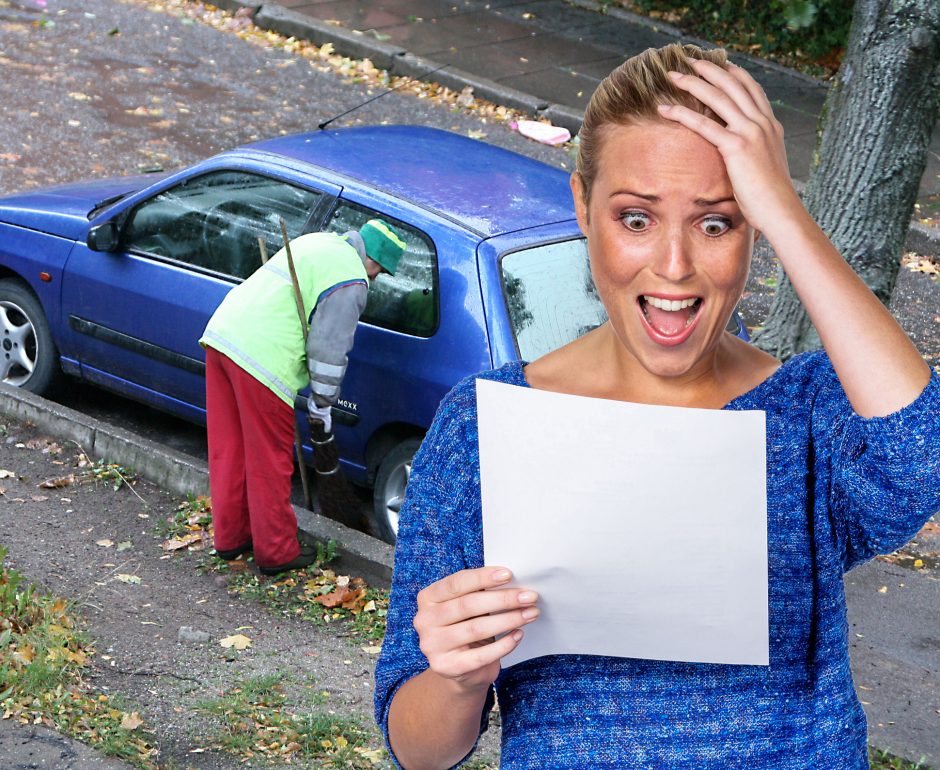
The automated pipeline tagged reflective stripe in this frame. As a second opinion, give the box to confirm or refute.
[202,331,296,403]
[261,262,291,283]
[311,381,339,398]
[310,360,346,379]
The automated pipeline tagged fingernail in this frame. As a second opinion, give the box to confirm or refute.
[517,591,537,604]
[667,70,682,80]
[521,607,540,620]
[492,569,511,583]
[511,629,524,642]
[657,104,672,114]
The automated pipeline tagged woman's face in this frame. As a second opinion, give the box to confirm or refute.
[572,120,755,381]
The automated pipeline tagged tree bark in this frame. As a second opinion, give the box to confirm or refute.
[753,0,940,359]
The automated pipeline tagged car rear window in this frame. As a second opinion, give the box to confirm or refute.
[500,238,608,361]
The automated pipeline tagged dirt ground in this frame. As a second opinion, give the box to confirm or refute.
[0,421,457,769]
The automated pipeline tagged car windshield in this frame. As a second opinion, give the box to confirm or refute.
[500,238,608,361]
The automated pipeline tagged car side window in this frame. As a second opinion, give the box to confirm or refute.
[123,171,324,279]
[325,202,438,337]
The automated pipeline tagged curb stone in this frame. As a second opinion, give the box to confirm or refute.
[253,4,405,71]
[0,382,394,587]
[905,221,940,258]
[227,1,582,131]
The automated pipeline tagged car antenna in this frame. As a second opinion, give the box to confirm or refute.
[318,62,449,130]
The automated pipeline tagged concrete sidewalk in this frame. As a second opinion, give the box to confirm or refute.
[219,0,940,220]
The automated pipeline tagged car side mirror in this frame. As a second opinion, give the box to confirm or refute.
[87,221,120,252]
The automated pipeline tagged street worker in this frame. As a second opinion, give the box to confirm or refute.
[200,220,406,576]
[374,43,940,769]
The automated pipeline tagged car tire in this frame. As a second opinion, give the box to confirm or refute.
[371,437,422,544]
[0,280,60,395]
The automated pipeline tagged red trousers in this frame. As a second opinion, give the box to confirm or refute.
[205,347,300,568]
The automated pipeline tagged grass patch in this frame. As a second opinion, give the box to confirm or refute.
[38,446,142,499]
[225,564,389,643]
[159,494,389,642]
[0,548,157,768]
[870,748,933,769]
[195,673,385,767]
[155,495,213,553]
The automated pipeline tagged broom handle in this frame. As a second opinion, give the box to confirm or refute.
[278,218,309,337]
[268,227,314,512]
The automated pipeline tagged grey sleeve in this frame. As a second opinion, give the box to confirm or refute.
[306,282,368,409]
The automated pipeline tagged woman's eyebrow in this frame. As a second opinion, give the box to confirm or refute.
[695,196,737,206]
[609,191,737,206]
[610,189,659,201]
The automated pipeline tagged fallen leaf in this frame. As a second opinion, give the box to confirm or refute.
[0,469,15,479]
[877,585,888,594]
[30,495,47,502]
[116,574,141,585]
[117,541,133,552]
[161,533,202,551]
[13,644,35,664]
[120,711,144,730]
[314,587,360,608]
[219,633,252,650]
[913,558,924,568]
[361,644,382,655]
[96,539,114,548]
[39,475,75,488]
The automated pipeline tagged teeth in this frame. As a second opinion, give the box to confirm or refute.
[643,296,698,311]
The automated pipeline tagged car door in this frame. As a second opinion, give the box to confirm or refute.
[60,168,336,422]
[319,195,491,479]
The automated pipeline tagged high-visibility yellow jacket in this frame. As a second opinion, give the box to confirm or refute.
[200,232,368,407]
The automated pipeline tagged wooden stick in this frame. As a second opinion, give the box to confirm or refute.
[265,229,313,512]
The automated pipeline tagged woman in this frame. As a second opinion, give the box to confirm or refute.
[374,44,939,769]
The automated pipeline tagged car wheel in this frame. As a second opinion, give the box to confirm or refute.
[371,437,421,544]
[0,280,60,395]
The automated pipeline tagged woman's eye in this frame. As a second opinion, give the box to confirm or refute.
[622,212,651,231]
[701,216,731,236]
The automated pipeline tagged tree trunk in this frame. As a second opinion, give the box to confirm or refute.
[753,0,940,360]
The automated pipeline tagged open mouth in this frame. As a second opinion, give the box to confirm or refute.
[639,295,703,342]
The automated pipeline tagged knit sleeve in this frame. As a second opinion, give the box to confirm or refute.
[819,366,940,570]
[373,377,493,767]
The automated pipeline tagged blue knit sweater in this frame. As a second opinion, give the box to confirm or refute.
[375,352,940,769]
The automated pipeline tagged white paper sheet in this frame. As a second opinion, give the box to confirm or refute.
[477,378,768,668]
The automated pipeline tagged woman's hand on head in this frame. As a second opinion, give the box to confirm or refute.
[658,59,802,239]
[414,566,539,694]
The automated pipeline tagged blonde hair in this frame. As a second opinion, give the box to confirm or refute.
[576,43,730,204]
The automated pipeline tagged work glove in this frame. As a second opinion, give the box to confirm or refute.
[308,402,332,435]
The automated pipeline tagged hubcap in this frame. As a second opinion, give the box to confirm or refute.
[0,301,37,387]
[383,458,412,536]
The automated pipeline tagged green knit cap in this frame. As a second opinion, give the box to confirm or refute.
[359,219,406,276]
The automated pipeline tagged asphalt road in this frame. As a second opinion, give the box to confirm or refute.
[0,0,937,765]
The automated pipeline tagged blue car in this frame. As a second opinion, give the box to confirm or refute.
[0,125,745,542]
